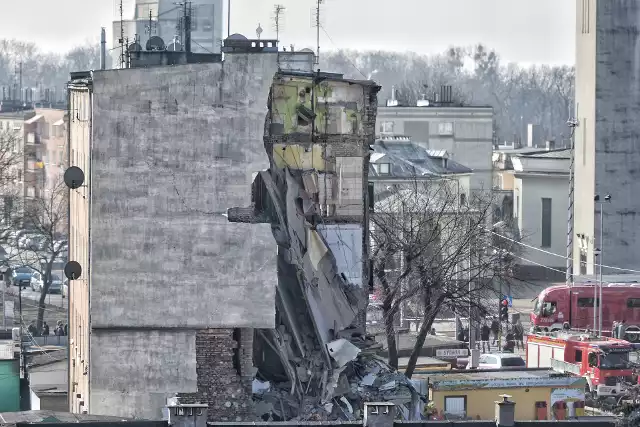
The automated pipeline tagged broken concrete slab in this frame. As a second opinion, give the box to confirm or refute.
[327,338,362,367]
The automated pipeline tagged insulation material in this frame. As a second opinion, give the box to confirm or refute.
[317,224,363,287]
[272,144,327,170]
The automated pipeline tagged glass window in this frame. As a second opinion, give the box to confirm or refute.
[578,297,599,308]
[438,122,453,135]
[627,298,640,308]
[501,357,525,367]
[379,163,390,174]
[542,301,557,316]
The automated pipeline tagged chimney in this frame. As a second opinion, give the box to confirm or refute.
[165,403,208,427]
[495,394,515,427]
[545,140,556,151]
[387,86,398,107]
[364,402,396,427]
[100,27,107,70]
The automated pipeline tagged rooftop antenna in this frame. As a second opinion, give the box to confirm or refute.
[273,5,285,42]
[145,9,157,36]
[227,0,231,38]
[119,0,126,68]
[313,0,323,65]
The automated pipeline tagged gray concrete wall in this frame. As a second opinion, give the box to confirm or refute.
[90,329,197,420]
[89,55,278,329]
[574,0,640,276]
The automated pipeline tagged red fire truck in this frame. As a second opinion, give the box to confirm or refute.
[527,331,638,399]
[530,281,640,341]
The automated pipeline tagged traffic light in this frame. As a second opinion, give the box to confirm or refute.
[500,298,509,322]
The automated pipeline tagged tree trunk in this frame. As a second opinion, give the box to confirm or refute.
[403,310,437,379]
[383,300,398,369]
[35,261,54,333]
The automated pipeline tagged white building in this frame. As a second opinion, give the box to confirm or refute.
[512,149,570,280]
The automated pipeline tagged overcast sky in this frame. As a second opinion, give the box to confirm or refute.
[0,0,575,65]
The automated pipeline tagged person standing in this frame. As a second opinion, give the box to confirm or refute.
[42,322,50,344]
[490,317,500,346]
[514,320,525,350]
[481,322,491,353]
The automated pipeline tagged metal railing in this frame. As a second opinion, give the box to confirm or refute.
[550,358,581,375]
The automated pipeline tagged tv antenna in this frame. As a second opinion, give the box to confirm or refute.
[145,9,157,35]
[118,0,126,68]
[312,0,324,65]
[273,5,285,42]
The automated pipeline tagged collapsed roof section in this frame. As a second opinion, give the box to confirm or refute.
[228,71,391,418]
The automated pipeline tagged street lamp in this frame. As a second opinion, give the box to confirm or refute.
[594,194,611,336]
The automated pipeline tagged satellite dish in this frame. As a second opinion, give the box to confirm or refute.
[64,261,82,281]
[167,41,183,52]
[128,42,143,52]
[146,36,166,51]
[227,33,248,41]
[64,166,85,189]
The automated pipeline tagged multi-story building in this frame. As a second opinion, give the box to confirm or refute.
[511,149,570,281]
[377,88,494,191]
[112,0,223,67]
[573,0,640,276]
[67,37,315,420]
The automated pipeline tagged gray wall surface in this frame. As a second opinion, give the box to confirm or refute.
[89,55,278,329]
[90,329,197,420]
[574,0,640,275]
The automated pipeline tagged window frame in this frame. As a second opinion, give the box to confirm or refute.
[444,395,467,418]
[438,122,454,136]
[627,298,640,308]
[378,163,391,174]
[577,297,600,308]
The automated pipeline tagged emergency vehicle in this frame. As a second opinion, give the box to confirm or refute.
[530,280,640,341]
[527,331,637,398]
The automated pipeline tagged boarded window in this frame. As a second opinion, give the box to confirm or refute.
[541,198,552,247]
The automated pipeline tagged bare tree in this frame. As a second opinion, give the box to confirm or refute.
[370,179,518,377]
[13,181,68,333]
[0,128,25,234]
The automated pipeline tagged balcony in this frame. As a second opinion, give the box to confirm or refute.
[26,132,41,145]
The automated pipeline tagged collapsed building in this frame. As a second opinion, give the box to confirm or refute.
[228,72,422,420]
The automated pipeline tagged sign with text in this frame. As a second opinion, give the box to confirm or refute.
[436,348,469,358]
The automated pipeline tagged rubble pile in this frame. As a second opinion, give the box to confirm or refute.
[253,334,423,421]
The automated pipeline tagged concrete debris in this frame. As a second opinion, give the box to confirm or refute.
[253,351,422,421]
[327,338,362,367]
[253,379,271,394]
[229,72,393,421]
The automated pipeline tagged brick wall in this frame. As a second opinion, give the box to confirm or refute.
[178,329,254,421]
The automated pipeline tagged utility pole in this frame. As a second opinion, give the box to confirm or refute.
[119,0,126,68]
[227,0,231,38]
[566,110,578,328]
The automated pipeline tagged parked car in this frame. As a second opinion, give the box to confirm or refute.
[18,233,38,249]
[11,266,33,288]
[475,353,526,370]
[31,272,63,293]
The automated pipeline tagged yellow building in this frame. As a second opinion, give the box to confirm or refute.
[418,370,586,421]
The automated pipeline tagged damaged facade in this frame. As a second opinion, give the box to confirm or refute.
[67,47,298,420]
[228,72,422,420]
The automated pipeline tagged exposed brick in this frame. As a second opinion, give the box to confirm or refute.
[178,328,254,422]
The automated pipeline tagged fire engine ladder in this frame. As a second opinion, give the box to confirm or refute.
[550,358,581,375]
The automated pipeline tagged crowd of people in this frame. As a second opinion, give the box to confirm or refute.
[27,319,67,343]
[455,316,525,353]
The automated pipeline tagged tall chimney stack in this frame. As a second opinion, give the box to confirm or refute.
[100,27,106,70]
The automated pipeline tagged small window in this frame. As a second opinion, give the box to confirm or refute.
[628,298,640,308]
[438,122,453,136]
[444,395,467,418]
[379,121,394,134]
[378,163,390,174]
[575,349,583,362]
[542,301,557,316]
[460,193,466,206]
[578,297,600,308]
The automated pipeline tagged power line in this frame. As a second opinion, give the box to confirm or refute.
[318,25,367,80]
[489,228,640,274]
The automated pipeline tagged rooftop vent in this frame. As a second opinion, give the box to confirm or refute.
[386,85,398,107]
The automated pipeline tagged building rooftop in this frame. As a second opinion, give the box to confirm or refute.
[370,137,472,179]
